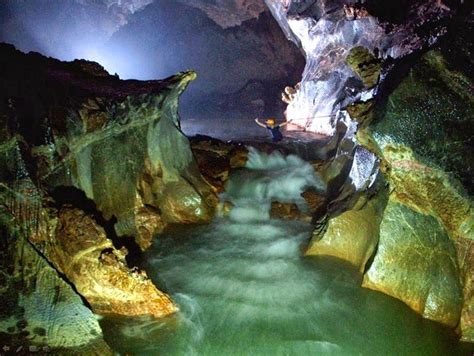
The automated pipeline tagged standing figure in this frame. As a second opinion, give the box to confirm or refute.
[254,118,290,142]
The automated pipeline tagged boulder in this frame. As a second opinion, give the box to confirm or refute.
[0,209,111,354]
[362,200,463,327]
[305,191,387,272]
[49,206,177,318]
[346,46,381,89]
[269,201,311,222]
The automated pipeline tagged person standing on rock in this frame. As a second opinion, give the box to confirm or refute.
[254,118,290,142]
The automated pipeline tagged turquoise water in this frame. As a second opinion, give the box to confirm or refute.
[101,149,465,355]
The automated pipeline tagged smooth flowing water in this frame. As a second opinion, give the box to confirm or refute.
[102,148,464,355]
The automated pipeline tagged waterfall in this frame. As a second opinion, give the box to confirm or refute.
[221,147,326,222]
[100,147,461,355]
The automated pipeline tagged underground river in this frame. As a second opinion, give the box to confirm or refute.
[101,148,464,355]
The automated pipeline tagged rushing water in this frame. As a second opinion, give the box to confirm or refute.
[102,148,465,355]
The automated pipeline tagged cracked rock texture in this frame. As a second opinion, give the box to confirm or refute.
[0,185,112,354]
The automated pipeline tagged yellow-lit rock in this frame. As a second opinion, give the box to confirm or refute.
[49,206,178,318]
[305,193,386,272]
[362,200,463,327]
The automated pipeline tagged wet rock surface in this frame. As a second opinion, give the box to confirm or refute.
[266,0,461,134]
[51,206,177,318]
[363,200,463,327]
[356,16,473,339]
[306,191,387,273]
[0,43,216,247]
[0,183,112,354]
[269,201,311,222]
[189,135,249,193]
[0,44,215,351]
[346,46,381,89]
[267,0,473,342]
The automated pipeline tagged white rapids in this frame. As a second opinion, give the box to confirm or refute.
[100,148,460,355]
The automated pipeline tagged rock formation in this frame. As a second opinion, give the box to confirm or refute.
[266,0,458,134]
[0,43,217,351]
[268,0,473,342]
[190,135,249,193]
[0,219,112,354]
[177,0,267,28]
[359,20,473,338]
[1,0,304,123]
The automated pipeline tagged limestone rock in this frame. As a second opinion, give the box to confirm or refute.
[48,206,177,318]
[160,180,214,224]
[345,99,375,126]
[455,237,474,341]
[266,0,456,134]
[177,0,266,28]
[108,2,305,120]
[305,192,386,272]
[133,205,166,251]
[0,218,111,354]
[229,147,249,169]
[346,46,381,89]
[0,44,217,249]
[362,200,463,327]
[354,17,474,340]
[358,21,474,341]
[301,189,327,219]
[269,201,311,222]
[190,135,249,192]
[217,201,234,217]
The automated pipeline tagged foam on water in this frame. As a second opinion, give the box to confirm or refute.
[100,148,462,355]
[223,147,325,223]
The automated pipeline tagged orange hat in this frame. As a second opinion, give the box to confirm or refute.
[265,118,275,125]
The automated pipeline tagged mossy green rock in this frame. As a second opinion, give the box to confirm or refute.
[356,22,474,340]
[367,49,473,194]
[346,46,381,88]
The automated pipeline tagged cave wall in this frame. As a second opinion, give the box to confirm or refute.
[0,0,305,123]
[268,0,473,341]
[266,0,458,134]
[358,21,473,339]
[107,0,305,120]
[0,44,219,351]
[0,43,217,249]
